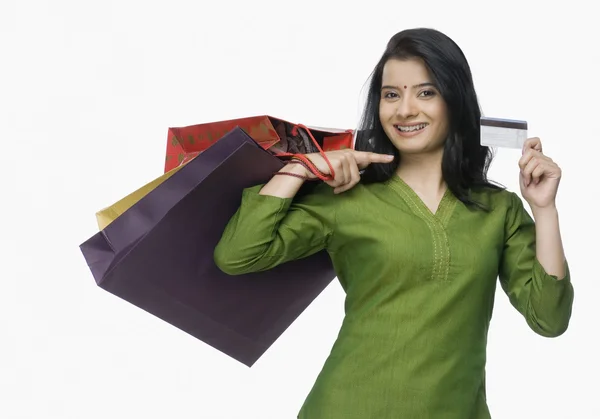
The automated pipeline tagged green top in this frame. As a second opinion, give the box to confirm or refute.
[214,175,574,419]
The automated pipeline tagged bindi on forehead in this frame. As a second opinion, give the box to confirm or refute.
[381,82,436,92]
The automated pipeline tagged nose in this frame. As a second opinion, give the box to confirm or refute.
[395,95,419,119]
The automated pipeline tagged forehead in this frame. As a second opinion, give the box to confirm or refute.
[382,58,432,83]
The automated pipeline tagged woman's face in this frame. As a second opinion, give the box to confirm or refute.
[379,58,450,156]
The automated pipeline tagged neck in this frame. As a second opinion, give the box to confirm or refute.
[395,150,446,193]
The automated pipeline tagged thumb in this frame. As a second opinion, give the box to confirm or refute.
[353,151,395,169]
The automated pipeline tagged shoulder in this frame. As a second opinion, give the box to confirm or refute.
[470,186,523,212]
[292,179,376,219]
[296,178,377,204]
[470,187,532,233]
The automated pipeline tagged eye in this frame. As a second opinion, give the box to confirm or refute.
[418,89,437,98]
[383,91,399,99]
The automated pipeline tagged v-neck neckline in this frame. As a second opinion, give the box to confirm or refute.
[387,175,457,226]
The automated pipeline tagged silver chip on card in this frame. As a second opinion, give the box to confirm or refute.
[480,116,528,149]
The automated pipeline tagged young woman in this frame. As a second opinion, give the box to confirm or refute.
[214,27,574,419]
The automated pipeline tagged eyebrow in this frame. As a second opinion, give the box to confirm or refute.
[381,82,436,90]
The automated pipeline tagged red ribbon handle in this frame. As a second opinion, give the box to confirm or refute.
[274,124,336,182]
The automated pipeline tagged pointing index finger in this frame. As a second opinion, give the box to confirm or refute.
[353,151,395,167]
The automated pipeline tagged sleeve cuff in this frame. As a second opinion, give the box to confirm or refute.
[241,184,293,211]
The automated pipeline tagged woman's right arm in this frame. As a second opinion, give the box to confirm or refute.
[258,162,314,199]
[213,150,395,275]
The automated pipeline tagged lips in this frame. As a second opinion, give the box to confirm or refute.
[395,123,428,133]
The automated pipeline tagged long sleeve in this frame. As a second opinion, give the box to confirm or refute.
[498,192,574,337]
[214,183,337,275]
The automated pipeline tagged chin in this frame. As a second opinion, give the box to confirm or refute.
[393,141,444,157]
[386,129,444,155]
[388,135,430,151]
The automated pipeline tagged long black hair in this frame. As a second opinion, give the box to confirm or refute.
[355,28,503,210]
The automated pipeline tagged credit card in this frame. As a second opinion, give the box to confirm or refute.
[480,116,528,149]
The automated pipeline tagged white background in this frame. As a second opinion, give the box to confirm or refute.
[1,1,598,418]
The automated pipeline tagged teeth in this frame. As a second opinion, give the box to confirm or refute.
[397,123,427,132]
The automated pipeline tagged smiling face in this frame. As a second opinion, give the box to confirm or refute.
[379,58,450,156]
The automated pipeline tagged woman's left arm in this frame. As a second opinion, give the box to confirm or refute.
[498,137,574,337]
[531,206,566,279]
[519,137,567,279]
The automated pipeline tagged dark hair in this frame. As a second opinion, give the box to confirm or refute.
[355,27,503,210]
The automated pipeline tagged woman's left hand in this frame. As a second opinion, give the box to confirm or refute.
[519,137,562,210]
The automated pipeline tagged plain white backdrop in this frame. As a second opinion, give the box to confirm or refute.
[1,0,598,418]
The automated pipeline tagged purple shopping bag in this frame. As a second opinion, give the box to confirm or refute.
[80,127,336,367]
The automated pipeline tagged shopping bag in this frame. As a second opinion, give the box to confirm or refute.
[96,165,185,230]
[164,115,353,173]
[97,118,345,230]
[80,127,336,367]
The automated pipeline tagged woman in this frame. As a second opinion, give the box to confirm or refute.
[213,28,574,419]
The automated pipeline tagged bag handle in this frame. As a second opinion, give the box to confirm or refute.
[273,124,336,182]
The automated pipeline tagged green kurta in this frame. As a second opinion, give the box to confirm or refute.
[214,175,574,419]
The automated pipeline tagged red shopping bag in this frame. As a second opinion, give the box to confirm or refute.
[164,115,354,173]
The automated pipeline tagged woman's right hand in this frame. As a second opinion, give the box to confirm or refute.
[301,150,395,194]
